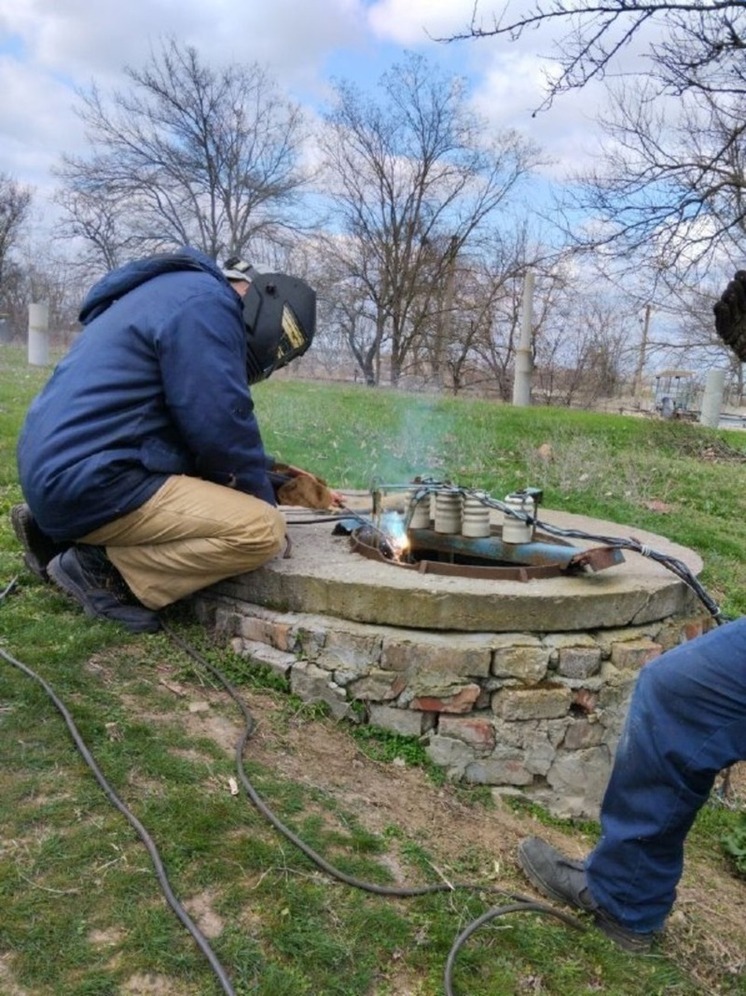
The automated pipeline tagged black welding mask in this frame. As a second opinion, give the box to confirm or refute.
[234,267,316,385]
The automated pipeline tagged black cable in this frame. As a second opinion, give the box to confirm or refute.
[407,482,723,623]
[0,481,726,989]
[0,638,236,996]
[161,622,587,993]
[0,588,585,994]
[443,901,584,996]
[526,516,722,623]
[163,623,509,897]
[3,479,721,990]
[285,483,723,623]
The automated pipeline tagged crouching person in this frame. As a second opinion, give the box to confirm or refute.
[13,248,318,633]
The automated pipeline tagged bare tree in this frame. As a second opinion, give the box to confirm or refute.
[0,173,32,333]
[421,225,544,396]
[1,238,86,345]
[447,2,746,109]
[315,235,391,385]
[447,4,746,273]
[319,52,542,385]
[54,39,308,266]
[469,260,565,401]
[561,63,746,271]
[535,291,634,406]
[53,188,144,278]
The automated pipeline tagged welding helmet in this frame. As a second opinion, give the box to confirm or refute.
[223,257,316,384]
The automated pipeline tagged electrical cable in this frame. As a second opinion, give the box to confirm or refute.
[443,901,584,996]
[284,482,722,622]
[162,622,545,899]
[0,596,237,996]
[367,481,723,623]
[0,571,586,994]
[162,620,588,995]
[2,475,724,991]
[0,470,728,996]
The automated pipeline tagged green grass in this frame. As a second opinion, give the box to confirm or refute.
[1,344,745,994]
[253,376,746,618]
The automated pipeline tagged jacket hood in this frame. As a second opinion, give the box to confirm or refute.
[79,247,226,325]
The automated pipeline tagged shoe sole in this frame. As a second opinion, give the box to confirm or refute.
[10,505,53,580]
[593,910,654,953]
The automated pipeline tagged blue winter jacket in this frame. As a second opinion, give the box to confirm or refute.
[17,247,276,542]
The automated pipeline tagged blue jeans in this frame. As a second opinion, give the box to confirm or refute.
[585,617,746,933]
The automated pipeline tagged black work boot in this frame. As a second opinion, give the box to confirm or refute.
[47,545,161,634]
[10,503,66,581]
[518,837,654,953]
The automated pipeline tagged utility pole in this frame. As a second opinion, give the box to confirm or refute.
[633,303,651,402]
[434,235,458,390]
[512,270,534,407]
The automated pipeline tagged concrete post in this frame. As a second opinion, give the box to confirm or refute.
[28,302,50,366]
[699,368,726,428]
[512,270,534,406]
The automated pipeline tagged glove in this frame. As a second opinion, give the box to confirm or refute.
[270,463,340,510]
[714,271,746,361]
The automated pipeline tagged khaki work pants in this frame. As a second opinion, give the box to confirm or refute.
[81,475,285,610]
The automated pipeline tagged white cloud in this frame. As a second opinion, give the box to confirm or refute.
[366,0,503,45]
[1,0,366,82]
[0,57,86,190]
[364,0,608,174]
[470,51,607,176]
[0,0,367,190]
[0,0,626,227]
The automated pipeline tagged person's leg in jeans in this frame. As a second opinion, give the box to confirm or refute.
[586,616,746,933]
[81,475,286,609]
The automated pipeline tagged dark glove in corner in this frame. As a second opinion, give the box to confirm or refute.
[714,270,746,361]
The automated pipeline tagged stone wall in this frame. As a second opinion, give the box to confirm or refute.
[191,592,711,818]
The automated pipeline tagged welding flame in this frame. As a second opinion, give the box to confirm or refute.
[381,512,410,560]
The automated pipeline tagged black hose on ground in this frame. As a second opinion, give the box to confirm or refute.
[0,595,236,995]
[0,577,585,994]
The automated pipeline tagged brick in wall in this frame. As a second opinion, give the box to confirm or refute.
[494,686,573,721]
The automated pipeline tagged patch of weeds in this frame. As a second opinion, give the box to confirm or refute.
[240,657,292,694]
[502,795,600,841]
[351,725,429,765]
[444,843,494,879]
[291,697,333,721]
[156,619,294,696]
[720,815,746,878]
[397,838,436,876]
[260,880,381,993]
[321,809,387,856]
[348,698,367,720]
[687,793,746,880]
[451,782,496,809]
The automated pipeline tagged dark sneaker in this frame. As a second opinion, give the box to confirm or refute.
[10,503,65,581]
[47,545,160,634]
[518,837,654,953]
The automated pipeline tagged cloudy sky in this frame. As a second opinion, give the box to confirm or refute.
[0,0,612,207]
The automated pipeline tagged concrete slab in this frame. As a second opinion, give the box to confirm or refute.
[212,507,705,633]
